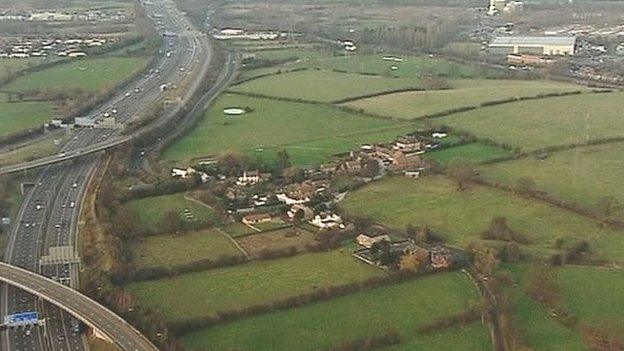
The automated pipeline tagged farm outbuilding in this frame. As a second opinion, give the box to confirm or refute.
[489,36,576,56]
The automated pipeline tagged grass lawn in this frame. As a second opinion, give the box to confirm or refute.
[125,193,215,233]
[381,323,491,351]
[343,79,586,120]
[128,250,383,322]
[436,92,624,151]
[230,69,422,102]
[5,57,148,93]
[340,176,619,257]
[132,228,243,269]
[427,142,512,166]
[161,94,416,166]
[0,101,56,137]
[181,272,480,351]
[482,142,624,219]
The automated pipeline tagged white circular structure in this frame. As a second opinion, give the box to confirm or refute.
[223,108,246,115]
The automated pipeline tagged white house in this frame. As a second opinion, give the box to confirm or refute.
[276,193,309,205]
[236,171,261,186]
[310,213,343,229]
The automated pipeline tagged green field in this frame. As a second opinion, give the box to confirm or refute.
[427,142,512,166]
[182,272,481,351]
[558,266,624,333]
[344,79,586,119]
[503,264,586,351]
[230,69,422,102]
[382,323,491,351]
[132,229,243,269]
[252,47,327,62]
[0,101,56,137]
[5,57,148,93]
[340,176,620,257]
[436,92,624,151]
[0,58,43,81]
[162,93,419,165]
[294,54,482,79]
[0,133,65,165]
[483,142,624,219]
[125,193,215,233]
[128,250,383,322]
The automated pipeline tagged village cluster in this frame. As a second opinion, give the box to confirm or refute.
[171,130,456,270]
[0,9,127,22]
[0,36,115,59]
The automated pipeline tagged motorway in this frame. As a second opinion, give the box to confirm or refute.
[0,0,214,350]
[0,263,158,351]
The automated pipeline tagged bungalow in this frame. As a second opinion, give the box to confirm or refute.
[431,132,448,139]
[356,234,391,249]
[310,212,343,229]
[242,213,272,226]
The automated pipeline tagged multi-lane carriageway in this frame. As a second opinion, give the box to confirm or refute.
[0,0,214,350]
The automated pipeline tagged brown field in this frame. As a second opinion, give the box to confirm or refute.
[235,227,318,258]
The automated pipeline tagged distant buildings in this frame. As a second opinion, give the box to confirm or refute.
[489,36,576,56]
[487,0,523,16]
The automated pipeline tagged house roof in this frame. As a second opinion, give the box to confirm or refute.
[490,36,576,47]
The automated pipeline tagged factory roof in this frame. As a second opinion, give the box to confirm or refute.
[490,36,576,46]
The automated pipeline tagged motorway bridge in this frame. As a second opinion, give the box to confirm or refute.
[0,262,159,351]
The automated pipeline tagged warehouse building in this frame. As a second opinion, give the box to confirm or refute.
[489,36,576,56]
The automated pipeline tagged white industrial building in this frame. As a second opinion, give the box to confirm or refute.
[489,36,576,56]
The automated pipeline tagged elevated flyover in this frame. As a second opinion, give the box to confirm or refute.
[0,262,159,351]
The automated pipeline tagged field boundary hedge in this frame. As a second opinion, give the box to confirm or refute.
[168,267,456,335]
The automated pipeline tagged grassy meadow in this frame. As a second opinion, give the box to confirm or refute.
[125,193,215,233]
[5,57,148,93]
[181,272,480,351]
[340,176,620,257]
[482,142,624,218]
[436,92,624,151]
[344,79,587,119]
[162,93,419,165]
[131,229,243,269]
[427,142,512,166]
[0,101,56,137]
[230,69,422,102]
[128,250,383,322]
